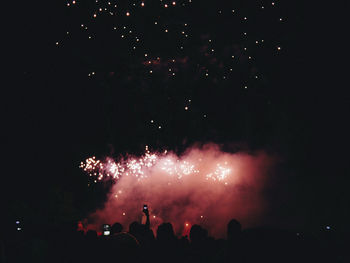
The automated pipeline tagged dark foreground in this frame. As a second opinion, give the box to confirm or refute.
[2,219,349,263]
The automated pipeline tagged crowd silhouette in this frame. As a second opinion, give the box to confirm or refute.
[2,208,348,263]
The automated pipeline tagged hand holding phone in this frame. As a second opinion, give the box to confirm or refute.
[103,224,111,236]
[143,204,149,215]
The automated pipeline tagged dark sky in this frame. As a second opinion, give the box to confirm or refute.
[4,1,349,231]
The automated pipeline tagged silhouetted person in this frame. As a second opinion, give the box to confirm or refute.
[99,232,138,263]
[187,225,212,263]
[190,224,207,245]
[227,218,242,242]
[111,222,123,235]
[157,222,176,244]
[129,210,154,247]
[140,206,155,246]
[214,219,243,263]
[129,221,142,239]
[155,223,182,263]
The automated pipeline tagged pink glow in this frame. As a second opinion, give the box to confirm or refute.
[80,143,275,238]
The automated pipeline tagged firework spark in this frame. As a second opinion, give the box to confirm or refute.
[80,146,232,184]
[80,144,274,238]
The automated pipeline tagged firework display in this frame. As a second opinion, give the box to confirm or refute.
[80,146,232,184]
[80,144,273,238]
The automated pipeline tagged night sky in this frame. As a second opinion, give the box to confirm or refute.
[4,1,349,232]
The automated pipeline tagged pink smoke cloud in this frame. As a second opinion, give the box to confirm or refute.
[83,143,275,238]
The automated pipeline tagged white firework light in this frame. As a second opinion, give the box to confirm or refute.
[80,146,231,183]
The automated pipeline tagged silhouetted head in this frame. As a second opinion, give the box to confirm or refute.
[190,224,206,244]
[156,222,175,242]
[129,221,142,236]
[111,222,123,235]
[227,219,242,241]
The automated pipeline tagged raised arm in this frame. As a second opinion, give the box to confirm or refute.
[143,205,150,229]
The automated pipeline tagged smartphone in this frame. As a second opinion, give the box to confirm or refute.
[143,204,148,212]
[103,224,111,236]
[16,220,22,231]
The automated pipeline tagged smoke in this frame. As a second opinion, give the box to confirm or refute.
[84,143,275,238]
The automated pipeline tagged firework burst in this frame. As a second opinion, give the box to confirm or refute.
[80,146,232,184]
